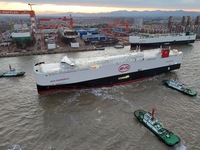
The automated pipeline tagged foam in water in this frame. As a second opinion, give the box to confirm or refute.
[9,144,22,150]
[174,143,187,150]
[90,87,136,109]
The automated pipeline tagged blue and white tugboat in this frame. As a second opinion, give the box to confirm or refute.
[0,65,25,77]
[134,108,180,147]
[162,79,198,96]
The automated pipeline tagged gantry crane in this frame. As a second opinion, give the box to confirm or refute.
[37,16,74,51]
[0,10,37,34]
[107,23,129,36]
[38,17,73,29]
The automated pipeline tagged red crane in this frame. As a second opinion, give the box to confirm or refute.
[39,25,58,51]
[38,17,73,29]
[0,10,36,34]
[107,23,129,35]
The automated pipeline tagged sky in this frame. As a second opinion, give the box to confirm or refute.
[0,0,200,14]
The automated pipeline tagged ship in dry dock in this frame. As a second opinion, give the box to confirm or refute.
[11,23,33,48]
[58,27,78,43]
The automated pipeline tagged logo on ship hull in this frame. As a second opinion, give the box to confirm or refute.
[118,64,130,72]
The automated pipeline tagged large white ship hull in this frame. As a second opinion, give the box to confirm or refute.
[34,49,182,94]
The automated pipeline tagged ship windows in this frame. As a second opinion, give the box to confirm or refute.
[118,75,130,80]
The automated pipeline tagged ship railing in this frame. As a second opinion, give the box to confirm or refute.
[13,29,30,33]
[145,57,156,60]
[77,55,138,66]
[46,67,89,76]
[35,62,45,66]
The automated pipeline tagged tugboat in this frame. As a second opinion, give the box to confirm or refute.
[134,108,180,147]
[162,79,198,96]
[0,65,25,77]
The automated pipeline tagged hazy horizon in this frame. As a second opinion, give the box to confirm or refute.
[0,0,200,15]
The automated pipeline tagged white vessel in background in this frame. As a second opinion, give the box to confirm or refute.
[129,32,196,50]
[34,47,183,94]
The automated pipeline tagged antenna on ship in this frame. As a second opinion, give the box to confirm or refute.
[9,64,11,70]
[151,108,156,120]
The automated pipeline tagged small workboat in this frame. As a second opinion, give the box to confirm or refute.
[162,79,197,96]
[0,65,25,77]
[134,108,180,147]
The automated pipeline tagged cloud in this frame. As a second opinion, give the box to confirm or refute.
[1,0,200,13]
[2,0,200,9]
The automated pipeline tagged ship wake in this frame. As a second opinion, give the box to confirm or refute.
[174,142,187,150]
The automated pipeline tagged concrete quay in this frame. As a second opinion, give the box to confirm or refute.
[0,46,105,58]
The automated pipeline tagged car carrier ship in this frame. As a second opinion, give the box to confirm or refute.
[34,47,183,94]
[129,32,196,50]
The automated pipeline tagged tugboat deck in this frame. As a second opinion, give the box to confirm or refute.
[134,109,180,147]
